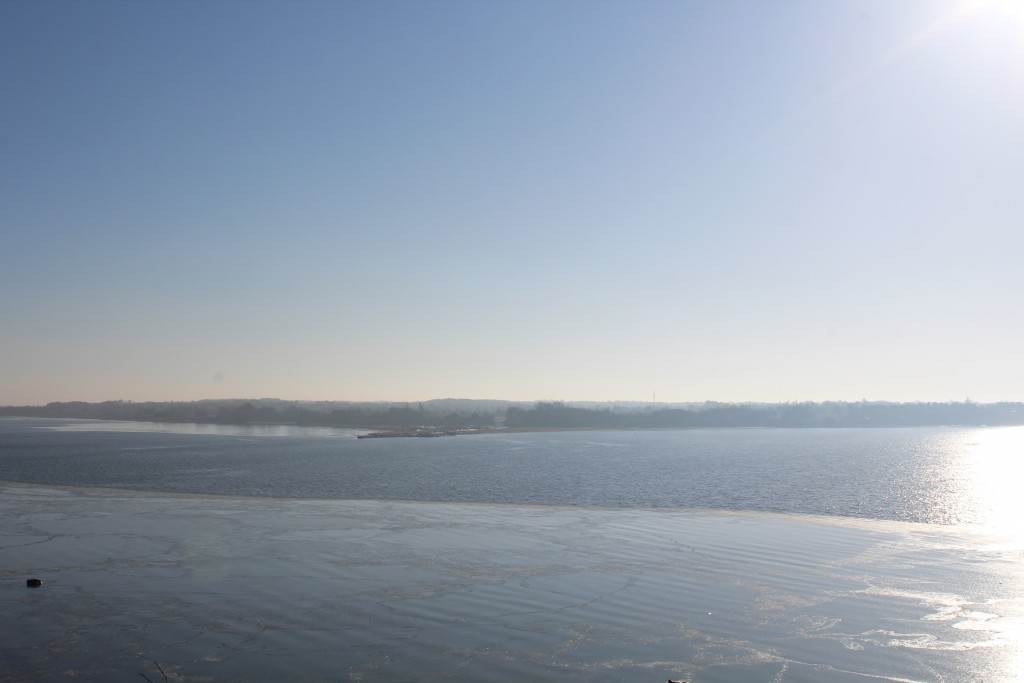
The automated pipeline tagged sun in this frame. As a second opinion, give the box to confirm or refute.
[959,0,1024,39]
[853,0,1024,91]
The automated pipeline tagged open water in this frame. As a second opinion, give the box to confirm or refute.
[2,417,1023,681]
[1,418,1021,525]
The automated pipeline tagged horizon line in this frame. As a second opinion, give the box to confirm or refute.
[3,396,1020,408]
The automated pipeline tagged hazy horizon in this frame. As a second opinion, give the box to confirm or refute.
[2,393,1007,409]
[3,0,1022,406]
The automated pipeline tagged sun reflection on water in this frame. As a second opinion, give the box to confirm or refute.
[961,426,1024,541]
[954,427,1024,679]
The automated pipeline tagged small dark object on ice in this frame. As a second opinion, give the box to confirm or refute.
[668,679,688,683]
[26,578,42,587]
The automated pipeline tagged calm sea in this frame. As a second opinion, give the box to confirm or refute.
[0,416,1020,526]
[3,417,1023,682]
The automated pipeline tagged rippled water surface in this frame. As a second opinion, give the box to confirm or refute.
[2,417,1022,526]
[2,418,1023,682]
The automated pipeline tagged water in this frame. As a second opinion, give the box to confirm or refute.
[0,417,1017,525]
[2,418,1023,682]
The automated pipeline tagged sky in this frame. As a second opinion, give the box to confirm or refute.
[1,0,1022,405]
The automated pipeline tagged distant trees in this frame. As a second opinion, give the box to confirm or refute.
[506,402,624,428]
[1,398,1022,430]
[503,400,1024,430]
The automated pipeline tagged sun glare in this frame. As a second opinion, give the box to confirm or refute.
[962,426,1024,542]
[959,0,1024,41]
[827,0,1024,105]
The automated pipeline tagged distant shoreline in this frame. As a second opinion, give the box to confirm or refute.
[4,415,1019,440]
[4,398,1023,430]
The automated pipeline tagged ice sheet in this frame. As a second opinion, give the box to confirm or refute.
[2,484,1022,682]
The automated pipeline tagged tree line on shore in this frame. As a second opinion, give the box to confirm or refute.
[2,398,1023,429]
[506,400,1024,428]
[0,399,501,429]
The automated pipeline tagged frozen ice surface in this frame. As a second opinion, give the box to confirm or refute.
[1,484,1022,682]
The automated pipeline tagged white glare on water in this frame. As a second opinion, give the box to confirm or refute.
[963,426,1024,541]
[959,427,1024,679]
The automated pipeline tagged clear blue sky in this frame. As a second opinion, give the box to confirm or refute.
[2,0,1022,405]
